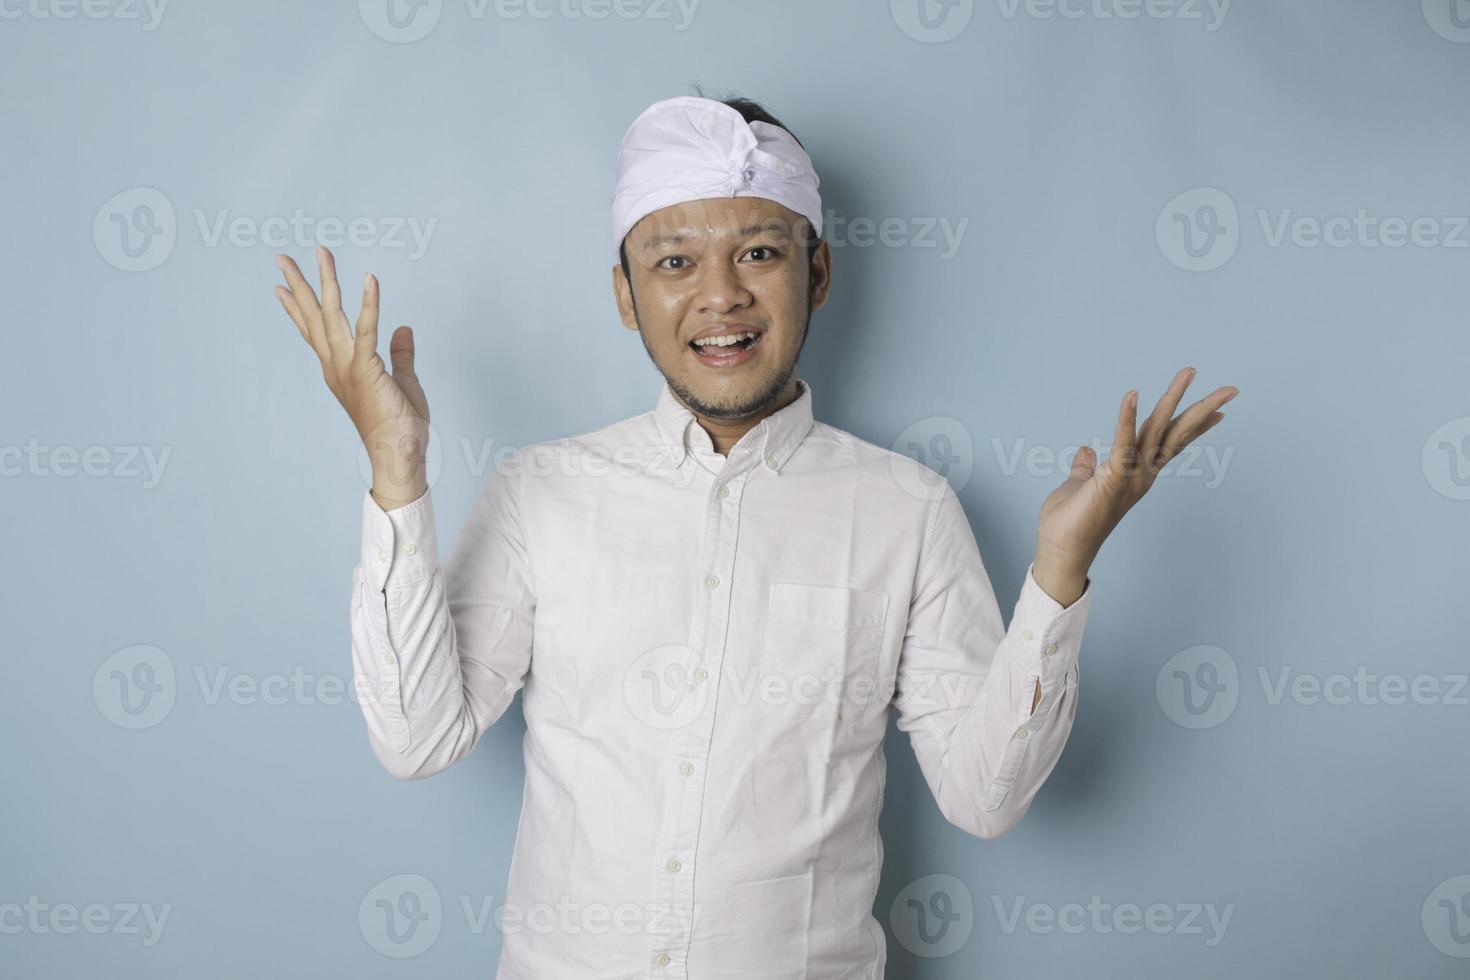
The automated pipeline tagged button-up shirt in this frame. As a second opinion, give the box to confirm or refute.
[349,377,1092,979]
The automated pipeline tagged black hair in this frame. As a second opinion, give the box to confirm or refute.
[618,89,822,281]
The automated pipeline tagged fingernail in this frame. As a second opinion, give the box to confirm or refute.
[1222,389,1238,403]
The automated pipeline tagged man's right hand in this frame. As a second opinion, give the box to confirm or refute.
[274,246,431,510]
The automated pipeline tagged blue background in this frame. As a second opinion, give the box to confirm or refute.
[3,0,1467,976]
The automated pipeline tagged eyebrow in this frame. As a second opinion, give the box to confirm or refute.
[643,220,791,250]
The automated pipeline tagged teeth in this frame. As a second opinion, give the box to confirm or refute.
[693,331,757,348]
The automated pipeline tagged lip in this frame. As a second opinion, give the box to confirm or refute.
[688,322,762,343]
[687,325,764,369]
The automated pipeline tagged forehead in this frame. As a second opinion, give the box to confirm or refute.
[627,196,806,253]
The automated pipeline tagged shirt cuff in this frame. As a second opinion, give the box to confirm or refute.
[359,487,439,592]
[1007,561,1092,691]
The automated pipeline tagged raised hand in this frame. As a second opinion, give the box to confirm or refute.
[273,246,431,509]
[1032,367,1239,605]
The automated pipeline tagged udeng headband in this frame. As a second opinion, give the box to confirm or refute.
[610,96,823,262]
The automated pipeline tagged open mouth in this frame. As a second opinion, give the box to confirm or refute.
[689,330,763,360]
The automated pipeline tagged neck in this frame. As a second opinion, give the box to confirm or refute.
[687,378,801,456]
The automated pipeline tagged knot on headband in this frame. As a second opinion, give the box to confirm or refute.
[611,96,823,261]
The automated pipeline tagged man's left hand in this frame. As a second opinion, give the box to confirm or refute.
[1031,366,1239,606]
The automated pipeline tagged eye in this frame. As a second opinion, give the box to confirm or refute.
[744,246,778,262]
[655,255,690,271]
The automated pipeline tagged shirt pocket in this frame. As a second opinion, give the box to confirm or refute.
[757,583,890,735]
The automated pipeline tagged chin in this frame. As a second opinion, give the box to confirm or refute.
[670,365,794,420]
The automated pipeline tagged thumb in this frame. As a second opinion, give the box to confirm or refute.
[1067,445,1097,483]
[389,325,416,378]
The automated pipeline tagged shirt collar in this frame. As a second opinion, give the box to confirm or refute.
[653,378,814,474]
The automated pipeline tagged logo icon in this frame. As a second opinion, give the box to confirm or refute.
[1422,417,1470,501]
[1156,644,1238,729]
[890,873,973,957]
[357,420,443,494]
[93,645,177,730]
[891,0,974,42]
[890,416,975,500]
[1156,188,1239,272]
[93,188,176,272]
[1423,0,1470,42]
[359,0,443,42]
[1423,875,1470,957]
[359,873,442,957]
[624,644,708,730]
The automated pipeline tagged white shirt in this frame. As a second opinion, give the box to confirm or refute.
[349,377,1092,979]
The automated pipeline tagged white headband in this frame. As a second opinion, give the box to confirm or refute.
[610,96,823,262]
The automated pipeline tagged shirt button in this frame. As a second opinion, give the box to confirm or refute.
[704,574,719,589]
[404,543,417,556]
[765,454,779,469]
[666,858,682,873]
[376,549,387,562]
[718,485,730,499]
[1017,727,1030,740]
[381,654,393,666]
[693,667,708,682]
[1045,642,1058,655]
[680,761,695,776]
[1022,628,1034,641]
[655,953,670,967]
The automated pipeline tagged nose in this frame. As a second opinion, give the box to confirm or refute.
[695,254,754,315]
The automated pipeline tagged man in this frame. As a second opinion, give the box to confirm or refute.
[272,94,1236,978]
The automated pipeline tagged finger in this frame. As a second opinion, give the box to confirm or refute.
[1108,388,1138,477]
[276,253,322,317]
[354,272,380,361]
[276,253,325,350]
[1160,387,1238,457]
[1190,410,1226,441]
[389,325,416,381]
[316,246,353,357]
[1068,445,1097,483]
[274,285,311,347]
[1138,367,1196,467]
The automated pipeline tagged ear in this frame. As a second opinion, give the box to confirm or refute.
[808,238,833,313]
[612,263,639,331]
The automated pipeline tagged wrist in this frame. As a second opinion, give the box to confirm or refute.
[371,473,428,511]
[1031,553,1088,607]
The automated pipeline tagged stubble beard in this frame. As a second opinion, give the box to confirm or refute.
[635,299,812,422]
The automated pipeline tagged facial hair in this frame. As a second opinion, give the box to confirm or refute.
[632,291,813,422]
